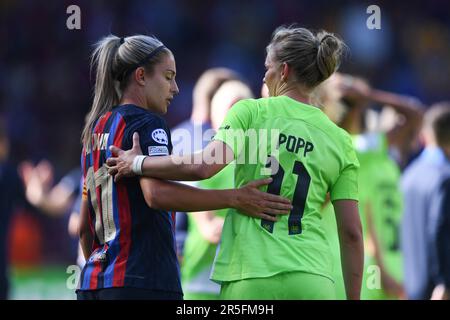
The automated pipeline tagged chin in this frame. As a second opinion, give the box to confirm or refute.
[160,105,168,114]
[152,103,167,115]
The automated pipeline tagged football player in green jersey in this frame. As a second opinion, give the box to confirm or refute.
[182,80,254,300]
[107,25,364,300]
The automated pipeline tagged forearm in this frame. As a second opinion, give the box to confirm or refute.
[369,89,423,162]
[339,234,364,300]
[141,152,207,181]
[79,199,93,259]
[140,141,233,181]
[334,200,364,299]
[35,195,71,216]
[26,184,74,216]
[366,204,387,272]
[369,89,424,126]
[80,231,94,260]
[141,178,236,212]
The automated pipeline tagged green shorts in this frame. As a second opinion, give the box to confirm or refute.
[183,291,220,300]
[220,271,336,300]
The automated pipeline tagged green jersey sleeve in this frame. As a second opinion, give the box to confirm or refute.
[330,132,360,202]
[213,99,255,158]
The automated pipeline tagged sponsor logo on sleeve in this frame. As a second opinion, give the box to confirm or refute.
[148,146,169,156]
[151,128,169,145]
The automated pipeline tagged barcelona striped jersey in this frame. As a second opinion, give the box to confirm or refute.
[78,104,181,295]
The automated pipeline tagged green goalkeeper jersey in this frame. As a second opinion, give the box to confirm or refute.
[210,96,359,283]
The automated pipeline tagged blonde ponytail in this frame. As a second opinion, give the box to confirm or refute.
[82,35,121,148]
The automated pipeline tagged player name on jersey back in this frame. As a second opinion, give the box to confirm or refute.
[85,133,110,154]
[278,133,314,158]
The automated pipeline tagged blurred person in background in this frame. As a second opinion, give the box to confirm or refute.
[20,161,84,266]
[171,68,240,264]
[20,162,80,218]
[401,103,450,300]
[107,25,364,300]
[316,73,424,299]
[182,79,254,300]
[0,120,81,299]
[0,120,28,300]
[78,34,290,300]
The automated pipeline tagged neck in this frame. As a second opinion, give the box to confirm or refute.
[120,89,151,111]
[277,82,311,105]
[283,90,311,105]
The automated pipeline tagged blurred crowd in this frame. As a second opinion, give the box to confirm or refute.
[0,0,449,299]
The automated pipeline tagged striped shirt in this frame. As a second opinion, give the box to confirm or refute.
[79,104,181,295]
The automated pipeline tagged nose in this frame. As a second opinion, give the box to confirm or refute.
[172,80,179,95]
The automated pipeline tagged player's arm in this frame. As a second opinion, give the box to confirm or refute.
[108,99,252,182]
[365,202,405,298]
[369,90,424,162]
[107,133,232,182]
[20,160,77,216]
[333,200,364,300]
[339,74,424,138]
[139,177,291,221]
[110,133,292,219]
[78,195,94,260]
[338,75,424,159]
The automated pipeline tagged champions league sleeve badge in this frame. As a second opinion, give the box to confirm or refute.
[151,128,169,145]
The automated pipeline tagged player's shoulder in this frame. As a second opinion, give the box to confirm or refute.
[230,98,260,111]
[315,112,353,147]
[231,97,284,117]
[115,104,168,129]
[113,105,170,148]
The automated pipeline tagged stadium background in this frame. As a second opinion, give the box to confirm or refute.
[0,0,449,299]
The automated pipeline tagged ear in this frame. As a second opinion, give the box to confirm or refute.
[281,62,289,82]
[134,67,146,86]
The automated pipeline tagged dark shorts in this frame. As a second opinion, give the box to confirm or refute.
[77,287,183,300]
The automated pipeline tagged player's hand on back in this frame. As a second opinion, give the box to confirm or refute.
[107,132,142,182]
[234,178,292,221]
